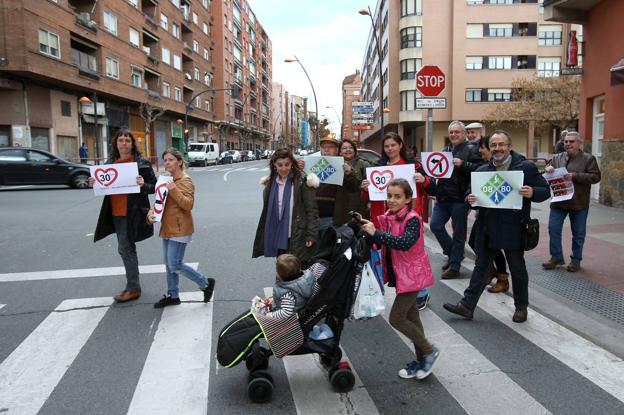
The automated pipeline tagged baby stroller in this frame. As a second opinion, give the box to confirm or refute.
[216,225,369,403]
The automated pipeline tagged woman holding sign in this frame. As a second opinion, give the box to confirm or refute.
[253,148,319,267]
[361,133,437,229]
[360,132,436,309]
[91,129,157,303]
[337,139,370,219]
[147,148,215,308]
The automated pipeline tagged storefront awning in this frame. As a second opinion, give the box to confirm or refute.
[611,58,624,85]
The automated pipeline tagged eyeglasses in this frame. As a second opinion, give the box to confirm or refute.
[563,140,578,144]
[489,143,509,149]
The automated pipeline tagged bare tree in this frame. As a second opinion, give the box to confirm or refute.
[138,102,166,156]
[486,75,581,131]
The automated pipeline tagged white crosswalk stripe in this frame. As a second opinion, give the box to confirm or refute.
[0,263,198,283]
[0,297,112,415]
[381,288,551,414]
[283,352,379,415]
[128,292,214,415]
[442,278,624,405]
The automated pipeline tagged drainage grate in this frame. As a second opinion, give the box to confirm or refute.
[526,257,624,326]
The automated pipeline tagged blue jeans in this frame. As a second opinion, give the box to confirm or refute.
[430,201,469,271]
[163,239,209,298]
[548,207,589,263]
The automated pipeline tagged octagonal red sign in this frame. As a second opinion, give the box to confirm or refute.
[416,66,446,97]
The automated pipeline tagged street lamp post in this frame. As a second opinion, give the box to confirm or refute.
[284,55,319,150]
[359,6,385,139]
[184,86,239,153]
[325,105,343,140]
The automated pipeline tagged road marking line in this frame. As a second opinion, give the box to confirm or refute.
[0,297,112,415]
[283,351,379,415]
[223,167,248,182]
[0,263,198,282]
[245,167,260,171]
[0,304,5,312]
[381,288,550,414]
[442,278,624,404]
[127,292,213,415]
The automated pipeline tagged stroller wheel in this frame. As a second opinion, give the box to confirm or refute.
[330,368,355,393]
[248,377,273,403]
[248,369,273,384]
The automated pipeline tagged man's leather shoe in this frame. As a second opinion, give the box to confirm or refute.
[441,269,460,279]
[542,258,564,270]
[443,302,473,320]
[512,308,528,323]
[566,261,581,272]
[113,290,141,303]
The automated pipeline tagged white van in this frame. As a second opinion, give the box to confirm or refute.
[188,142,219,166]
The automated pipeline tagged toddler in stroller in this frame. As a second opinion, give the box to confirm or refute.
[216,225,369,403]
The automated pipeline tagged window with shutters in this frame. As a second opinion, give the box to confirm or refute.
[538,25,562,45]
[466,56,483,70]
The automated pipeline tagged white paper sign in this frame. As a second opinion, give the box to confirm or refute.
[90,162,140,196]
[304,155,345,185]
[421,151,454,179]
[152,175,173,222]
[543,167,574,202]
[471,171,524,209]
[365,164,417,201]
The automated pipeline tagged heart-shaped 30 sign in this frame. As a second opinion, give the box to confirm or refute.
[94,168,119,187]
[370,169,394,191]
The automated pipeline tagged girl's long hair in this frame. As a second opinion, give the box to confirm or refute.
[381,132,409,163]
[109,128,141,161]
[268,148,302,183]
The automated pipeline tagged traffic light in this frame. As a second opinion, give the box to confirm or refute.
[231,84,242,99]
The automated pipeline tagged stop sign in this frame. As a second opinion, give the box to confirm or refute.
[416,66,446,97]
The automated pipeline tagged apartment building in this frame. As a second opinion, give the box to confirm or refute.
[358,0,574,158]
[210,0,272,152]
[341,70,362,142]
[0,0,273,161]
[0,0,218,160]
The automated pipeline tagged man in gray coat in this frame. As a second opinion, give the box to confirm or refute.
[542,132,601,272]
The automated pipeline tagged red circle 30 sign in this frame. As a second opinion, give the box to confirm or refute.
[416,66,446,97]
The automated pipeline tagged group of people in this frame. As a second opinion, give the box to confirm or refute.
[92,120,600,382]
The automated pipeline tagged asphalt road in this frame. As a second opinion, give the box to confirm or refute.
[1,159,623,415]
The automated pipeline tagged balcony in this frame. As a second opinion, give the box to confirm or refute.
[71,35,100,79]
[543,0,599,24]
[69,0,98,32]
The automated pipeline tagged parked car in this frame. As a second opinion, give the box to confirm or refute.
[357,148,382,166]
[218,150,241,164]
[0,147,91,188]
[187,142,219,167]
[247,150,256,161]
[239,150,249,162]
[261,149,274,159]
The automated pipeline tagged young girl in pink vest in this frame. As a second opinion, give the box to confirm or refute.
[358,178,439,380]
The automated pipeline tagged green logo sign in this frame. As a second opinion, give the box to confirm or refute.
[480,173,513,205]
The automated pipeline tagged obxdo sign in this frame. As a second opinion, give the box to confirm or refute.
[416,66,446,97]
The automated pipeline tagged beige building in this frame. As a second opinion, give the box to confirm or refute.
[358,0,574,158]
[341,70,362,142]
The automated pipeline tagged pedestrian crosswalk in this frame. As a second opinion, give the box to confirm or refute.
[1,285,623,414]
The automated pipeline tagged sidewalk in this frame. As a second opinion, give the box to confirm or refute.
[424,199,624,326]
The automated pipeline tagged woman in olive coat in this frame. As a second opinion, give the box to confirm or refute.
[253,148,319,267]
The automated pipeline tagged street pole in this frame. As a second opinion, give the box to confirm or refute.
[427,108,433,152]
[325,105,343,140]
[362,6,384,140]
[92,92,100,163]
[285,56,319,150]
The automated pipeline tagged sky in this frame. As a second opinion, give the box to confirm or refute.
[246,0,373,136]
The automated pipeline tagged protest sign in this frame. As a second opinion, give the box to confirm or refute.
[304,155,344,185]
[90,162,140,196]
[543,167,574,202]
[152,175,173,222]
[471,171,524,209]
[365,164,417,201]
[421,151,454,179]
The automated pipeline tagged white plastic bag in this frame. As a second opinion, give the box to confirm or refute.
[353,262,385,319]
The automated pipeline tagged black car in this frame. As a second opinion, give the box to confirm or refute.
[0,147,91,188]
